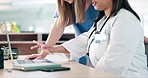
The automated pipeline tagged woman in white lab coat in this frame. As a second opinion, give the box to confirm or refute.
[28,0,148,77]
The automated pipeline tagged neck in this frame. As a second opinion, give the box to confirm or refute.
[104,3,112,17]
[105,7,112,17]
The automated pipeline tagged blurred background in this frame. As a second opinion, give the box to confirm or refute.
[0,0,74,33]
[0,0,147,36]
[129,0,148,37]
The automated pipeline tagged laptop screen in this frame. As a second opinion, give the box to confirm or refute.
[3,22,13,61]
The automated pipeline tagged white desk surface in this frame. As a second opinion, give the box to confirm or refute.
[0,55,119,78]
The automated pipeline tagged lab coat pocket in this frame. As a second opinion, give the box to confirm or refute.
[94,34,108,59]
[94,43,107,59]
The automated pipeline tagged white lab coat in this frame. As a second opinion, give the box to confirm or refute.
[62,9,148,77]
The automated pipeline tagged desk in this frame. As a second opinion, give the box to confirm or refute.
[0,55,119,78]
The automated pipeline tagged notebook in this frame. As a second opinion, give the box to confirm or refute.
[3,22,61,71]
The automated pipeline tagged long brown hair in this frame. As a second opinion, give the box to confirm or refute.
[57,0,86,26]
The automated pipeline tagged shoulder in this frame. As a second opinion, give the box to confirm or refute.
[110,9,140,25]
[115,9,139,21]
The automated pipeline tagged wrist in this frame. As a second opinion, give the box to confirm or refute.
[40,50,49,58]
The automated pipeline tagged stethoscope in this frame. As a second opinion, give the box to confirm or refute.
[86,16,110,56]
[88,16,110,38]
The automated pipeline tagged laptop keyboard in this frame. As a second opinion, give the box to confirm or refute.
[17,59,53,64]
[17,60,34,64]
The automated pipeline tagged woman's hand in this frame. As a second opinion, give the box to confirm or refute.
[25,53,46,60]
[25,40,55,60]
[31,40,55,52]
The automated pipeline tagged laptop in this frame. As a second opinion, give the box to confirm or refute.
[3,22,61,71]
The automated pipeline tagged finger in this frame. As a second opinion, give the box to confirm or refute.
[25,54,38,60]
[33,40,43,45]
[25,55,35,60]
[32,54,43,59]
[25,56,29,60]
[31,45,40,49]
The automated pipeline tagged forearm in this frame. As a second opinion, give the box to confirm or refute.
[46,19,65,46]
[40,19,65,56]
[40,45,69,58]
[52,45,69,53]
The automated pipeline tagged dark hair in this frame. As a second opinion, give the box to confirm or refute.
[95,0,140,22]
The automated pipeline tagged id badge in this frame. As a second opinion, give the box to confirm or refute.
[95,33,107,44]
